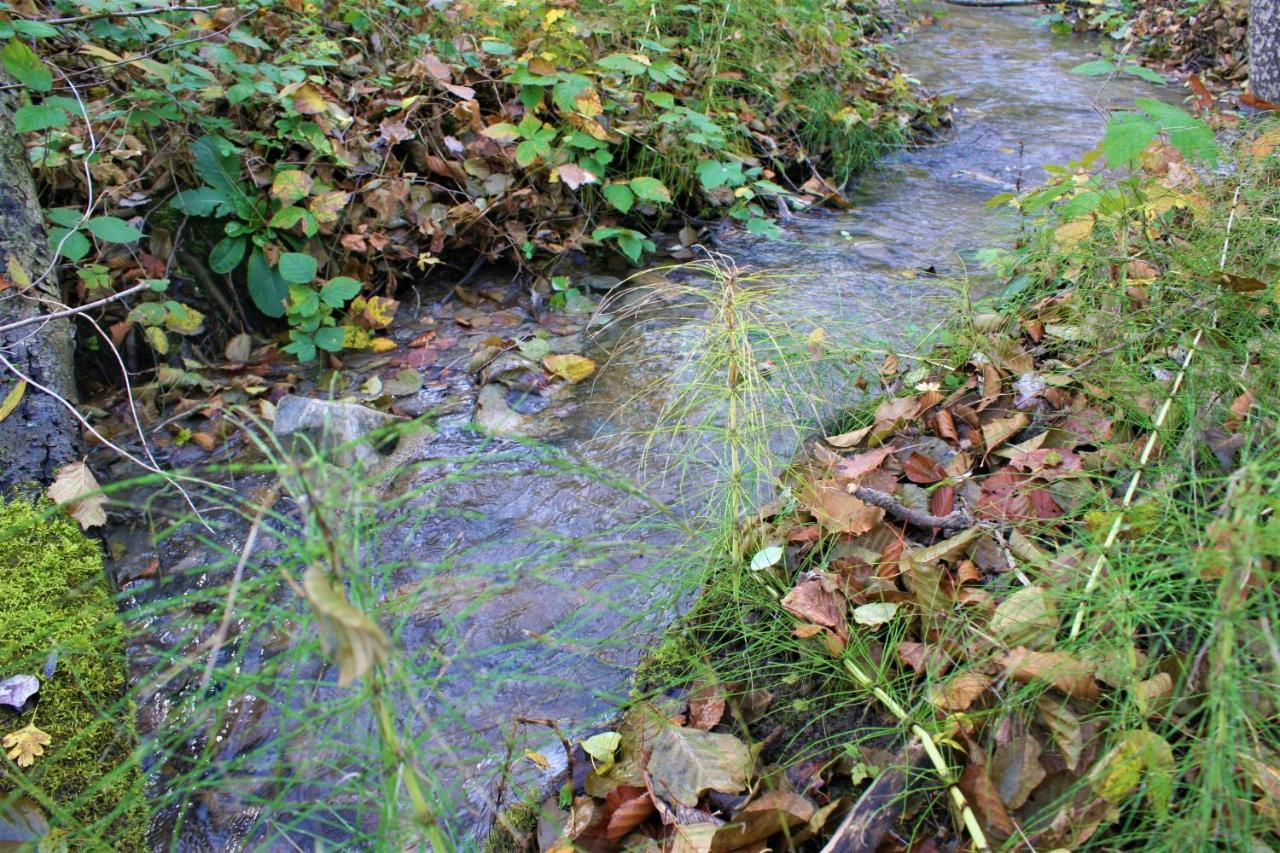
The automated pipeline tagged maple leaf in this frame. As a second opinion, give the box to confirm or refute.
[46,461,107,530]
[3,723,52,767]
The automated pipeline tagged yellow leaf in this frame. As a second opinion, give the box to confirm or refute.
[1054,218,1094,249]
[574,87,603,118]
[288,82,328,115]
[308,190,350,226]
[46,461,107,530]
[271,170,314,205]
[343,325,373,350]
[370,337,397,353]
[524,749,550,770]
[302,564,390,686]
[543,353,596,383]
[361,296,399,329]
[3,724,52,768]
[7,257,31,291]
[542,8,567,28]
[0,380,26,423]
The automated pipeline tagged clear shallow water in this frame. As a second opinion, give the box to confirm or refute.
[124,8,1174,848]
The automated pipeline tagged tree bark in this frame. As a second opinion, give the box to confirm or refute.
[1252,0,1280,103]
[0,91,80,493]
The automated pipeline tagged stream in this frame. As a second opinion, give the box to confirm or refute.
[114,6,1173,849]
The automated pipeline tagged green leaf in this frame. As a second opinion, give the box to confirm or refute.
[86,216,142,243]
[629,176,671,204]
[48,228,90,261]
[507,67,558,86]
[515,138,550,167]
[480,122,520,142]
[645,91,676,108]
[696,160,741,189]
[313,326,345,352]
[2,39,52,92]
[1135,98,1216,163]
[282,334,317,362]
[615,232,643,263]
[278,252,317,284]
[320,276,361,308]
[580,732,621,774]
[268,206,308,230]
[170,186,227,216]
[208,236,246,274]
[1100,112,1157,168]
[46,208,82,229]
[602,183,635,213]
[13,103,68,132]
[1122,63,1166,84]
[12,21,59,39]
[1070,59,1115,77]
[127,302,166,326]
[597,53,647,75]
[192,135,249,200]
[247,248,288,317]
[480,39,513,55]
[287,283,319,317]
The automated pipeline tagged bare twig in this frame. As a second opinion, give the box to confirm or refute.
[0,282,150,335]
[22,5,215,25]
[853,485,974,530]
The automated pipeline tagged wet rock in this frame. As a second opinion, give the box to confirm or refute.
[273,395,405,467]
[578,273,624,291]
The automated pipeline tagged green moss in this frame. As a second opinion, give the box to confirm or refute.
[482,789,544,853]
[0,499,147,849]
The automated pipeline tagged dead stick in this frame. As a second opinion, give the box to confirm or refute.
[853,486,973,531]
[820,740,928,853]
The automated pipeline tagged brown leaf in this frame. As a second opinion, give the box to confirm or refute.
[802,479,884,535]
[989,586,1058,650]
[604,785,656,842]
[1003,648,1100,701]
[2,724,51,768]
[709,791,815,852]
[904,452,948,484]
[928,671,992,712]
[1037,696,1085,772]
[689,683,726,731]
[834,446,894,482]
[781,579,846,636]
[981,413,1029,453]
[959,764,1016,838]
[825,424,872,448]
[930,484,955,517]
[935,408,958,442]
[991,734,1047,810]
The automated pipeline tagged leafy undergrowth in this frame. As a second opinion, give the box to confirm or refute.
[2,0,940,364]
[521,122,1280,850]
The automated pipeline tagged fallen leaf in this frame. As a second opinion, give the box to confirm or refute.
[749,545,784,571]
[852,601,899,629]
[990,733,1046,810]
[544,353,596,383]
[302,564,390,686]
[928,670,991,711]
[709,790,815,852]
[647,725,751,806]
[361,296,399,329]
[46,461,108,530]
[802,479,884,535]
[825,425,872,448]
[604,785,655,842]
[0,380,26,423]
[1003,648,1100,701]
[225,333,252,363]
[1090,729,1174,816]
[959,764,1016,838]
[523,749,550,770]
[1036,695,1084,772]
[904,452,948,484]
[0,675,39,711]
[782,578,846,635]
[981,413,1029,453]
[582,731,622,774]
[834,446,894,482]
[689,683,726,731]
[989,586,1058,650]
[2,724,51,768]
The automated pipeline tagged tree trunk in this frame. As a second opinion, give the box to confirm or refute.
[0,92,80,493]
[1252,0,1280,103]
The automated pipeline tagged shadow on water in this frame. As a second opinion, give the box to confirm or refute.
[113,7,1173,848]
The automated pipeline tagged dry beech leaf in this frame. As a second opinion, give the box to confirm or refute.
[989,585,1058,650]
[981,413,1029,453]
[928,670,991,712]
[959,763,1016,838]
[1003,648,1100,701]
[834,446,894,482]
[904,452,948,484]
[709,790,815,852]
[604,785,655,842]
[1036,696,1084,772]
[544,353,597,383]
[46,461,108,530]
[825,424,872,448]
[802,479,884,535]
[991,733,1047,810]
[781,579,846,636]
[688,682,726,731]
[647,725,751,806]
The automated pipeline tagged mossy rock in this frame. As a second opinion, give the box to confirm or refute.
[0,499,147,848]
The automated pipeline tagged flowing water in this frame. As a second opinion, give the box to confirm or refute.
[119,7,1174,848]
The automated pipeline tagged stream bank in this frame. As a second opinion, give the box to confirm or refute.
[94,6,1181,849]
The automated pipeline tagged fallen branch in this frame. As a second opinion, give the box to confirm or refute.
[0,282,150,335]
[853,486,974,530]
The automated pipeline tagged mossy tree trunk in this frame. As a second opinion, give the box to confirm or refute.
[1253,0,1280,102]
[0,90,80,492]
